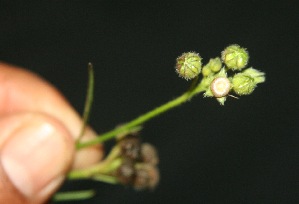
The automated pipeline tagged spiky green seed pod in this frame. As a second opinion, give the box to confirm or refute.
[221,44,249,70]
[175,52,202,80]
[232,68,265,95]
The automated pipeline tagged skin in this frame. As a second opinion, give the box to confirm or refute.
[0,63,103,203]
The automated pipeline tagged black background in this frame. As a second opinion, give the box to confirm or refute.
[0,1,298,204]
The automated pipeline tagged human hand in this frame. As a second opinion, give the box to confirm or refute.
[0,63,103,203]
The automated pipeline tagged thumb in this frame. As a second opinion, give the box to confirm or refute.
[0,113,74,203]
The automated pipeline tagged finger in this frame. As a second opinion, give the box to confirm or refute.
[0,112,74,204]
[0,63,103,169]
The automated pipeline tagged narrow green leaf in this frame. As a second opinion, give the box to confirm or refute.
[77,63,94,143]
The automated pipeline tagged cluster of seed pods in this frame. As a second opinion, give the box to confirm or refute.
[175,44,265,105]
[114,133,160,190]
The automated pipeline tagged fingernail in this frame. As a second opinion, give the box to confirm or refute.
[0,121,71,198]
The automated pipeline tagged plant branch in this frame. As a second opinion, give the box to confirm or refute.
[76,80,206,149]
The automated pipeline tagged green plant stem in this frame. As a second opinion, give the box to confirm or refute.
[68,148,122,180]
[53,190,95,202]
[68,159,122,179]
[76,80,206,149]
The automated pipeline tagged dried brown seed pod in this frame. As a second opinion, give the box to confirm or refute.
[140,143,159,165]
[133,164,160,191]
[118,135,141,160]
[115,159,135,185]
